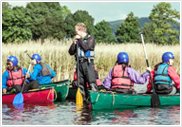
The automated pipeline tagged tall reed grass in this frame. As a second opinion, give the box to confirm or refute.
[2,39,180,82]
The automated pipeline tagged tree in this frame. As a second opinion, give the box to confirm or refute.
[64,14,75,38]
[60,5,71,20]
[64,10,95,38]
[115,12,140,43]
[94,20,115,43]
[2,6,32,43]
[148,2,180,44]
[26,2,66,42]
[141,23,159,43]
[2,2,11,9]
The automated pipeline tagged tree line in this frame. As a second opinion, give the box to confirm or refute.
[2,2,180,44]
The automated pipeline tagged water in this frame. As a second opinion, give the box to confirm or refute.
[2,83,180,125]
[2,100,180,125]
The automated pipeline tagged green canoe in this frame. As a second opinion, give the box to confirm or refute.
[39,79,71,101]
[90,91,180,110]
[67,86,77,99]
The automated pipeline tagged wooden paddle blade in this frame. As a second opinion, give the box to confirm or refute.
[76,88,83,107]
[13,93,24,105]
[151,92,161,107]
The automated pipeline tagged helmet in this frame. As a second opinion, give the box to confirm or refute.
[117,52,129,64]
[31,54,41,63]
[162,52,175,63]
[7,56,18,66]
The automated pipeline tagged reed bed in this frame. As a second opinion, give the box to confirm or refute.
[2,39,180,82]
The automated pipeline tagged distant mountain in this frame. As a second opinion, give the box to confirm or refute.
[108,17,180,34]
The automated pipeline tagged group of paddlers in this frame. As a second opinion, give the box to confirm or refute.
[2,23,180,107]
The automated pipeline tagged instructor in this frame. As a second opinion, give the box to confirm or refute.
[68,23,98,105]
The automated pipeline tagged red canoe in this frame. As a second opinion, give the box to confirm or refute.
[2,87,54,104]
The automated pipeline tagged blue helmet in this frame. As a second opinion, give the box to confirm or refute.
[7,56,18,66]
[162,52,175,63]
[31,54,41,63]
[117,52,129,64]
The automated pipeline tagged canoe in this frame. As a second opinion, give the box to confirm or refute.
[67,85,104,100]
[39,79,70,101]
[2,87,54,104]
[90,91,180,110]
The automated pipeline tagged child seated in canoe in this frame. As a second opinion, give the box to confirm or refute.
[146,52,180,95]
[2,56,39,94]
[103,52,151,94]
[26,54,56,85]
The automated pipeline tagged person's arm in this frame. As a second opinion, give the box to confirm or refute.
[68,43,77,55]
[168,66,180,89]
[23,68,34,83]
[103,68,113,90]
[46,64,56,78]
[29,65,41,80]
[79,35,95,52]
[2,71,9,89]
[127,67,150,84]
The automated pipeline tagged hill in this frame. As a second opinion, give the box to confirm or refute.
[108,17,180,34]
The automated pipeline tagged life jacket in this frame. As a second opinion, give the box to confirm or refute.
[6,67,25,88]
[154,63,173,93]
[78,35,95,59]
[73,66,102,87]
[111,65,134,89]
[38,62,51,77]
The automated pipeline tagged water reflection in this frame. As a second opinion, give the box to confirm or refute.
[2,103,55,125]
[2,101,180,125]
[75,106,180,125]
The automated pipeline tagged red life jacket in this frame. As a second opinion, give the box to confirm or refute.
[111,65,134,89]
[73,67,102,87]
[6,67,25,88]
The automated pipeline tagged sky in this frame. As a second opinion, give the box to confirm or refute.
[7,1,181,24]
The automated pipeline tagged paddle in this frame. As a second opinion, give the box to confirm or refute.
[24,50,32,59]
[140,33,161,108]
[13,63,32,105]
[75,40,83,106]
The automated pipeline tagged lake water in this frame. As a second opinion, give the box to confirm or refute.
[2,100,180,125]
[2,83,181,125]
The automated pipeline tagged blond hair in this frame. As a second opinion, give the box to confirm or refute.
[75,23,87,32]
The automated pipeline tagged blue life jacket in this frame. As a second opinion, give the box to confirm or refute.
[154,63,172,86]
[78,35,95,59]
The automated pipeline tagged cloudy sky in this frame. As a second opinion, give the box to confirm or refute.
[8,1,180,24]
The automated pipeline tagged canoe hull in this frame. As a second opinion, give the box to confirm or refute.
[67,85,104,100]
[90,92,180,110]
[40,80,70,101]
[2,88,54,104]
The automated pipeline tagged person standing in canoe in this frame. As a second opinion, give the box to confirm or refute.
[2,56,39,94]
[68,23,98,105]
[26,54,56,85]
[103,52,151,94]
[146,52,180,95]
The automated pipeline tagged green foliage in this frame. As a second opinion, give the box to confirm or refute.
[94,20,115,43]
[26,2,66,42]
[64,10,95,38]
[64,14,75,38]
[60,5,71,19]
[146,2,180,44]
[142,23,159,43]
[115,12,140,43]
[2,2,180,44]
[2,6,32,43]
[2,2,11,9]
